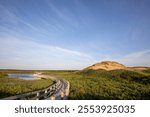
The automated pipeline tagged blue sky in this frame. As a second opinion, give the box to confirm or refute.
[0,0,150,70]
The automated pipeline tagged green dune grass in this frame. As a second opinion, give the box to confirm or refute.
[44,69,150,100]
[0,69,150,99]
[0,70,53,98]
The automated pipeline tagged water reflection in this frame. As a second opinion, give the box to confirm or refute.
[8,74,37,80]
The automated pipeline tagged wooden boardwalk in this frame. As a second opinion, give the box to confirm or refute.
[2,75,70,100]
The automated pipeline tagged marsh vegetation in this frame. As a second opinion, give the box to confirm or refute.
[0,70,53,98]
[0,69,150,99]
[43,69,150,100]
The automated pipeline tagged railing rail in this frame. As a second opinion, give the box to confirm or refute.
[2,80,60,100]
[2,77,70,100]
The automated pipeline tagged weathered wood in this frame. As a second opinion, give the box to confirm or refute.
[2,82,58,100]
[1,77,69,100]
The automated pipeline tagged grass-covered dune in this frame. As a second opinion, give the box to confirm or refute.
[0,70,53,98]
[0,69,150,99]
[142,69,150,74]
[44,69,150,100]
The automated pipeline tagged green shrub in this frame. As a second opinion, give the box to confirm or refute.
[44,70,150,100]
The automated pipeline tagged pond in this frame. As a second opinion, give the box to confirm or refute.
[8,74,38,80]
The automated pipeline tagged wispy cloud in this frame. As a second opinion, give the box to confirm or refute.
[0,36,95,69]
[73,0,93,28]
[0,0,149,69]
[47,1,81,29]
[0,4,18,23]
[0,2,96,69]
[0,3,60,38]
[116,50,150,67]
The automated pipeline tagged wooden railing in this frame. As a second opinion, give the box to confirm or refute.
[2,78,70,100]
[50,79,70,100]
[2,80,61,100]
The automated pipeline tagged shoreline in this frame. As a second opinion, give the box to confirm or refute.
[33,72,56,81]
[33,72,44,79]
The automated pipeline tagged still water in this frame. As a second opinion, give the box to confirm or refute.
[8,74,37,80]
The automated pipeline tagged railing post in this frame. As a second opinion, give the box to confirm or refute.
[60,91,65,100]
[45,89,47,98]
[45,89,47,94]
[36,92,40,100]
[50,96,55,100]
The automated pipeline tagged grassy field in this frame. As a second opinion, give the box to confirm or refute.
[0,69,150,99]
[0,70,53,98]
[43,69,150,100]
